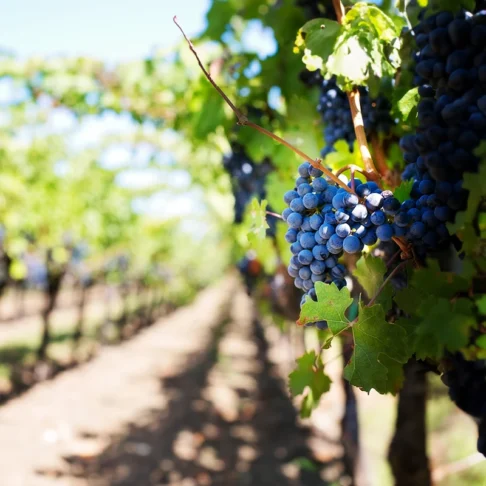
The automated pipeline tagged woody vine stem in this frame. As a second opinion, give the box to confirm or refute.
[172,16,354,194]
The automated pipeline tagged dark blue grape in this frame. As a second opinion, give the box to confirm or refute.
[299,266,312,280]
[303,192,319,209]
[287,212,303,229]
[310,260,327,275]
[343,235,361,254]
[336,223,351,238]
[290,198,305,213]
[312,245,329,261]
[298,249,314,265]
[297,183,313,197]
[376,224,394,241]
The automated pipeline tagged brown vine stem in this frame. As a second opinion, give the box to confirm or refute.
[347,90,381,182]
[331,0,381,183]
[335,164,367,179]
[173,16,354,194]
[392,236,412,260]
[370,134,389,178]
[266,210,283,220]
[332,0,345,23]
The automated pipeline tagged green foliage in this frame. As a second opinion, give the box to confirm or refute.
[394,179,414,203]
[299,283,409,394]
[344,303,410,394]
[298,282,353,333]
[395,262,476,360]
[297,3,401,89]
[247,198,270,245]
[289,350,332,417]
[397,87,419,122]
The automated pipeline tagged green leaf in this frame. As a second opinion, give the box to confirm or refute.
[298,282,353,334]
[397,87,419,121]
[448,154,486,236]
[413,297,477,360]
[296,18,342,64]
[344,4,398,42]
[476,295,486,315]
[343,303,410,394]
[247,198,269,246]
[476,335,486,350]
[354,255,387,300]
[289,350,332,418]
[394,179,414,203]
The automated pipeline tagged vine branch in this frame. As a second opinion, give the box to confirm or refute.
[370,133,390,178]
[173,16,353,194]
[331,1,381,182]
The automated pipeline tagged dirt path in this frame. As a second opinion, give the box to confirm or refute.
[0,278,345,486]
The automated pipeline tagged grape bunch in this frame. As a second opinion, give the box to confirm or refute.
[318,79,395,157]
[283,162,403,314]
[394,9,486,250]
[223,144,273,225]
[441,353,486,456]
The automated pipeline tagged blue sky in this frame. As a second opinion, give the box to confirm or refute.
[0,0,210,61]
[1,1,214,222]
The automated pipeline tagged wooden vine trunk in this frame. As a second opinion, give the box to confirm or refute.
[388,359,431,486]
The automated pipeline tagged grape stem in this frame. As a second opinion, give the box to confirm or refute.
[392,236,412,260]
[331,1,382,182]
[335,164,368,179]
[266,210,283,220]
[370,134,390,179]
[173,16,354,194]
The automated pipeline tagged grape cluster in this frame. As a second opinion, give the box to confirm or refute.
[318,79,395,157]
[223,144,273,225]
[395,9,486,250]
[283,162,403,314]
[441,353,486,456]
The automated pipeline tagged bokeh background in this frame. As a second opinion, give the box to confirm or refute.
[0,1,484,485]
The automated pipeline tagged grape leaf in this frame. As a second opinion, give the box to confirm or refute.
[394,179,414,203]
[289,350,332,418]
[343,303,410,394]
[247,198,269,245]
[448,163,486,235]
[397,87,419,121]
[413,297,477,360]
[477,335,486,350]
[476,295,486,315]
[295,18,342,64]
[298,282,353,334]
[355,255,386,299]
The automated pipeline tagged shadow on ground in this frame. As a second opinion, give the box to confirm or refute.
[36,316,345,486]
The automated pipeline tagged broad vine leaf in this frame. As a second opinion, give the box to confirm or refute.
[394,179,414,203]
[295,18,342,65]
[448,151,486,238]
[476,295,486,315]
[296,3,400,89]
[395,261,475,360]
[355,255,393,312]
[298,282,353,334]
[289,350,332,418]
[397,87,419,121]
[355,255,387,300]
[343,303,410,394]
[412,297,477,359]
[247,198,269,246]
